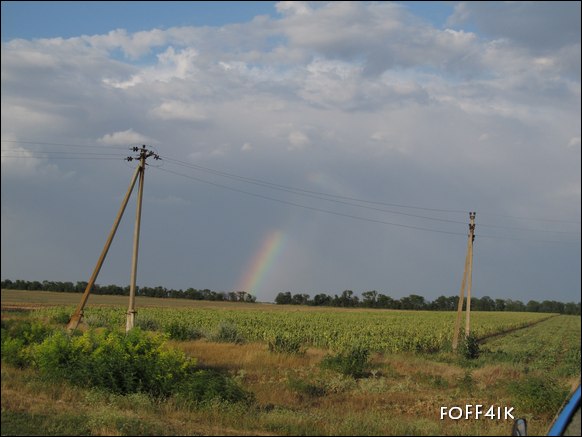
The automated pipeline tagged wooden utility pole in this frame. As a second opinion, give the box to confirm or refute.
[126,149,146,332]
[67,146,159,332]
[452,212,476,351]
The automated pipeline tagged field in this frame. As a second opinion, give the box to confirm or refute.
[1,289,580,436]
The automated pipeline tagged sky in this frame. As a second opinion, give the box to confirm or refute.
[1,1,580,304]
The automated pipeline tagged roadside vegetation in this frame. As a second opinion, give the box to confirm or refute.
[1,291,579,436]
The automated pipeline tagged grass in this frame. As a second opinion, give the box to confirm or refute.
[1,291,579,436]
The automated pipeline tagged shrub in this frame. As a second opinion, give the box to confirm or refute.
[2,319,52,345]
[461,333,480,360]
[50,310,73,325]
[508,376,569,415]
[32,328,195,397]
[135,316,160,332]
[268,334,305,355]
[175,370,253,405]
[212,322,244,344]
[321,346,370,378]
[287,377,326,398]
[164,321,203,341]
[1,319,53,367]
[1,337,28,367]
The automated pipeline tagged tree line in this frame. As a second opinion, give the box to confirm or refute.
[1,279,579,315]
[274,290,581,315]
[0,279,256,303]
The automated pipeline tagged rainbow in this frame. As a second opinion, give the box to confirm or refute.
[236,230,286,294]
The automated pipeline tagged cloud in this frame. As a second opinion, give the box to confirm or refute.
[150,100,208,122]
[98,129,158,146]
[0,139,44,177]
[1,2,580,302]
[448,1,581,53]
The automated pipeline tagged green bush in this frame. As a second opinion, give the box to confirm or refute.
[461,333,480,360]
[50,310,73,325]
[175,370,254,405]
[287,377,326,398]
[321,346,370,378]
[32,328,195,397]
[2,321,254,405]
[2,319,52,345]
[212,322,244,344]
[1,336,28,367]
[135,316,160,332]
[164,321,203,341]
[508,376,568,415]
[268,334,305,355]
[1,319,53,367]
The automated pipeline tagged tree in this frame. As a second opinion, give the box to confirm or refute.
[477,296,495,311]
[564,302,581,315]
[362,290,378,308]
[338,290,358,307]
[505,299,525,312]
[377,294,397,309]
[292,293,310,305]
[495,299,506,312]
[312,293,332,306]
[526,300,540,313]
[275,292,292,305]
[400,294,425,310]
[431,295,451,311]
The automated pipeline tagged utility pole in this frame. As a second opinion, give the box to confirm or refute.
[126,147,147,332]
[452,212,476,351]
[464,213,476,338]
[66,145,159,332]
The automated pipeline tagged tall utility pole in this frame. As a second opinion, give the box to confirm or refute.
[66,146,159,332]
[126,148,147,332]
[452,212,476,351]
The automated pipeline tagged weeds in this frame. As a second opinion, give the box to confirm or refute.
[321,346,371,378]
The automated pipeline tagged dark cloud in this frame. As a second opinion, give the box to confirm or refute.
[449,1,581,53]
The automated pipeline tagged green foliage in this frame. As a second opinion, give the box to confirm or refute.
[508,376,568,415]
[164,321,203,341]
[212,322,244,344]
[175,370,253,405]
[321,346,371,378]
[50,309,73,324]
[135,315,160,331]
[33,306,553,354]
[461,333,480,359]
[457,370,474,392]
[2,319,52,345]
[287,377,326,398]
[1,319,53,367]
[1,411,93,436]
[268,334,305,355]
[32,328,195,397]
[1,337,28,368]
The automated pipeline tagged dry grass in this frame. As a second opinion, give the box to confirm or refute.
[2,293,577,436]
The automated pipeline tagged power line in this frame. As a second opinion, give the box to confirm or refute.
[1,154,124,160]
[1,149,126,157]
[476,211,581,225]
[0,139,129,150]
[152,166,468,236]
[161,157,469,226]
[161,156,468,214]
[160,155,581,235]
[153,166,578,243]
[3,141,579,235]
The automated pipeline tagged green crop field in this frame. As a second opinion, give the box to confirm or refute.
[1,290,580,436]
